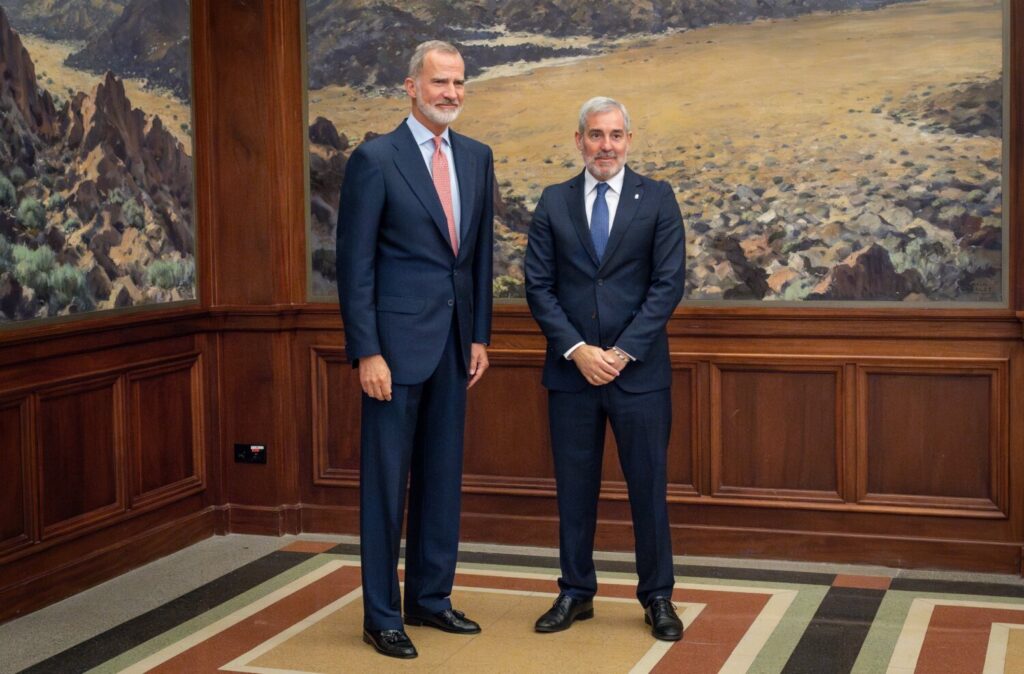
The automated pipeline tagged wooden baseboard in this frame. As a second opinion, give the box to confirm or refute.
[293,505,1022,575]
[226,503,303,535]
[666,524,1022,574]
[299,503,359,533]
[0,508,217,624]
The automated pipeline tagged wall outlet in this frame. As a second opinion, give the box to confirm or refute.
[234,443,267,464]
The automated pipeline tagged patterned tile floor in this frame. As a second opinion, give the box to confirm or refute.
[10,539,1024,673]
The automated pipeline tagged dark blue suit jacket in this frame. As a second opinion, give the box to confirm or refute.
[525,167,685,393]
[336,122,494,385]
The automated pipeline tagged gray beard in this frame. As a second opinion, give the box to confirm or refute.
[416,97,461,128]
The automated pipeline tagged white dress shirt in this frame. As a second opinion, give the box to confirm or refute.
[406,114,461,245]
[583,166,625,230]
[565,167,633,362]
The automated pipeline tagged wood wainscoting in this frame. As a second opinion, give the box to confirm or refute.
[294,305,1024,575]
[0,314,220,622]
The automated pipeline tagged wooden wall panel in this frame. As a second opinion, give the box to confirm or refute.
[219,333,288,506]
[463,352,553,489]
[0,399,31,555]
[127,356,205,509]
[711,362,843,502]
[310,350,699,496]
[602,365,698,497]
[37,377,124,539]
[201,0,306,306]
[858,362,1007,514]
[311,346,361,485]
[0,327,216,619]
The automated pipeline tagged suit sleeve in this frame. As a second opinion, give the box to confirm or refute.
[472,147,494,344]
[613,180,685,361]
[525,190,586,354]
[336,146,385,361]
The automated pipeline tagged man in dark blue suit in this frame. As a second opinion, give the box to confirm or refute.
[525,97,686,641]
[335,40,493,659]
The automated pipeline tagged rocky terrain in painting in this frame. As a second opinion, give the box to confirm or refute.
[308,0,1003,303]
[305,0,914,91]
[65,0,191,101]
[3,0,190,101]
[0,0,125,41]
[670,77,1003,301]
[0,7,194,321]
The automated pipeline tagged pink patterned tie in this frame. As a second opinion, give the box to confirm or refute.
[432,136,458,256]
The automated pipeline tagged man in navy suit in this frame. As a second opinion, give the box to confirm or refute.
[336,40,493,659]
[525,97,686,641]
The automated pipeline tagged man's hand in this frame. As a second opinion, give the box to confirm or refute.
[359,354,392,401]
[570,345,620,386]
[604,348,628,373]
[468,342,489,389]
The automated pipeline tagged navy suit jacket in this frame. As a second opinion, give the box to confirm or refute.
[336,122,494,385]
[525,166,685,393]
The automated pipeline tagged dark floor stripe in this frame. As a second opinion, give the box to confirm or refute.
[20,550,313,674]
[675,564,836,586]
[781,587,886,674]
[889,577,1024,598]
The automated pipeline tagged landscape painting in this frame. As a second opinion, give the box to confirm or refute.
[306,0,1005,304]
[0,0,194,324]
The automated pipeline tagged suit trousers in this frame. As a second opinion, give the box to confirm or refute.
[548,384,675,606]
[359,322,467,630]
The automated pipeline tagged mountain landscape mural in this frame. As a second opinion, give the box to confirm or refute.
[306,0,1004,303]
[0,0,193,323]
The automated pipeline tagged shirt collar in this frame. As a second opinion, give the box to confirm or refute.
[584,165,626,196]
[406,114,450,148]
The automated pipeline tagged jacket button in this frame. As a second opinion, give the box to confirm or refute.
[597,279,604,286]
[453,269,459,276]
[447,299,454,306]
[591,312,597,319]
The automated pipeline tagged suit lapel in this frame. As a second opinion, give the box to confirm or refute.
[566,172,600,267]
[599,166,643,269]
[450,131,475,261]
[390,122,454,251]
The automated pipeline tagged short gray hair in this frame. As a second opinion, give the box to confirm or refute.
[408,40,462,79]
[577,96,631,134]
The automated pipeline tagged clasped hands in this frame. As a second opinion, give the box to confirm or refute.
[570,344,628,386]
[359,343,490,401]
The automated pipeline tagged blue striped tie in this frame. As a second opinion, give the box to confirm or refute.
[591,182,610,259]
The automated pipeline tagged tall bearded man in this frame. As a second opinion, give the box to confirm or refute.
[525,97,686,641]
[336,40,494,659]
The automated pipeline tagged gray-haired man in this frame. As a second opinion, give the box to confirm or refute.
[525,96,686,640]
[336,40,494,658]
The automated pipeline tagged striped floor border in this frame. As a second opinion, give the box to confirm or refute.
[22,541,1024,673]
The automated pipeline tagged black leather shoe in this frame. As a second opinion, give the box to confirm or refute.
[362,629,418,658]
[534,594,594,633]
[644,597,683,641]
[404,607,481,634]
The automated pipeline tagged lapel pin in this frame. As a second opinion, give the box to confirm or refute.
[634,193,639,200]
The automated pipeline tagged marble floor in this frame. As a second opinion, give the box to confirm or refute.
[4,534,1024,673]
